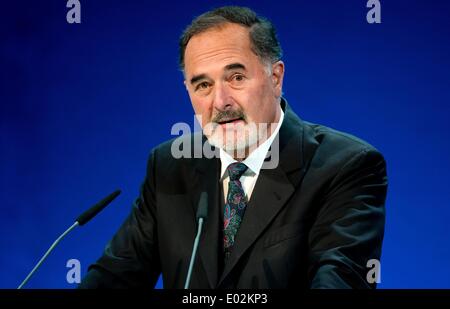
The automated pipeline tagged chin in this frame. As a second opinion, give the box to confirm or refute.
[207,126,259,156]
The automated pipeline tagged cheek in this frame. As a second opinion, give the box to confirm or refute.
[240,83,270,122]
[191,98,213,124]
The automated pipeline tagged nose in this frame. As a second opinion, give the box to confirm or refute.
[212,82,233,111]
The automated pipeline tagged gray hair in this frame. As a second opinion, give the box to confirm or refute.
[179,6,283,71]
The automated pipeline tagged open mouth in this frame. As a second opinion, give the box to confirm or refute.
[217,117,244,126]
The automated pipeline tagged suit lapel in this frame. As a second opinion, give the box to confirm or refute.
[217,165,296,286]
[187,99,319,288]
[217,100,313,287]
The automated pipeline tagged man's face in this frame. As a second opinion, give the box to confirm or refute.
[183,23,284,155]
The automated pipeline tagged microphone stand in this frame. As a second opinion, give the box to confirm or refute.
[184,217,205,289]
[184,192,208,289]
[18,222,80,289]
[17,189,121,289]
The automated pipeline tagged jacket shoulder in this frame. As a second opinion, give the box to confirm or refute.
[304,121,382,156]
[143,132,216,189]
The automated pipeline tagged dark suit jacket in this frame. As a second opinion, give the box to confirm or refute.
[79,99,387,289]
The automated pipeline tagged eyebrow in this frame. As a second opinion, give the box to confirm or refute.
[190,74,208,85]
[225,63,246,71]
[189,63,247,85]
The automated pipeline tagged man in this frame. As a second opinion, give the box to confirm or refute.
[79,6,387,289]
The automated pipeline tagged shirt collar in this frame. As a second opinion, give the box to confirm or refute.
[219,105,285,179]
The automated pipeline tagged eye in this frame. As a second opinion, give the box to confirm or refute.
[195,81,210,91]
[232,74,244,82]
[229,73,246,86]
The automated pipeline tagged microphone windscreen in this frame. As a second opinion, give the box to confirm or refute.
[76,189,121,226]
[196,191,208,220]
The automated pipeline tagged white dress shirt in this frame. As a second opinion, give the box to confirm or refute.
[219,105,285,203]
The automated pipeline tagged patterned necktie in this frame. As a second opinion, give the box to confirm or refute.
[223,162,248,261]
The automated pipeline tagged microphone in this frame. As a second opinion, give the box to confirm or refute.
[17,189,121,289]
[76,190,121,225]
[184,192,208,289]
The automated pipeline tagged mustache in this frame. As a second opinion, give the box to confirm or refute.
[211,109,246,124]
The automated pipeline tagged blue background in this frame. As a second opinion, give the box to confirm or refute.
[1,0,449,288]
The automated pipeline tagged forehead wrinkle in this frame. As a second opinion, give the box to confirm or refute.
[186,50,252,82]
[190,46,246,66]
[184,25,256,78]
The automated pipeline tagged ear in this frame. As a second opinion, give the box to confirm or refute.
[271,61,285,98]
[183,80,188,91]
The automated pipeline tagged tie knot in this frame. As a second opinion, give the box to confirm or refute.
[227,162,248,181]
